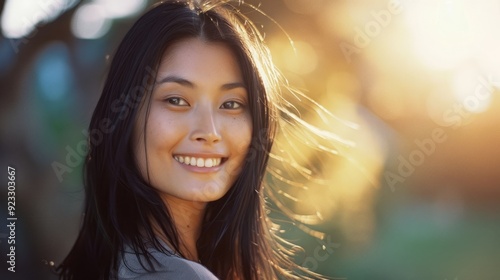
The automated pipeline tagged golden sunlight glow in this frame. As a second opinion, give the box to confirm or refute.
[283,0,326,15]
[451,67,493,113]
[269,39,318,75]
[404,0,473,70]
[404,0,500,74]
[267,0,500,248]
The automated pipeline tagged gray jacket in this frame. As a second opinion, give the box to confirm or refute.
[118,243,218,280]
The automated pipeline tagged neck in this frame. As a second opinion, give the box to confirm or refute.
[160,195,207,261]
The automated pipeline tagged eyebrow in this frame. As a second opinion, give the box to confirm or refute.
[156,75,246,91]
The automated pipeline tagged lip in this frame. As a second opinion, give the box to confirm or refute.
[173,153,228,174]
[173,153,227,158]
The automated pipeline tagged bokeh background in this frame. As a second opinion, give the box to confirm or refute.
[1,0,500,279]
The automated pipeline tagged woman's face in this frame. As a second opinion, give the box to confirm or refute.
[134,37,252,204]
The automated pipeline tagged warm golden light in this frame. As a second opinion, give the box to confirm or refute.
[404,0,472,70]
[404,0,500,74]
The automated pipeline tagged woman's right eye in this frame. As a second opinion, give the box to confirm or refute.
[165,97,189,106]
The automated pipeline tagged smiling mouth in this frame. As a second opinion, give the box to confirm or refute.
[173,155,226,168]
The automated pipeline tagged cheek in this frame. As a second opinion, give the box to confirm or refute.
[137,111,185,179]
[230,117,253,160]
[146,115,180,152]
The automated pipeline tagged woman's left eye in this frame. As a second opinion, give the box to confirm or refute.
[220,101,242,109]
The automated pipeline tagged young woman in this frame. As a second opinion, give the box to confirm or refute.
[58,0,341,279]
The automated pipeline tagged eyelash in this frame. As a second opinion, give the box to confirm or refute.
[164,97,244,109]
[220,101,243,109]
[165,97,189,106]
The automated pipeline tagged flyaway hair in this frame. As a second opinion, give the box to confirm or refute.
[57,1,354,279]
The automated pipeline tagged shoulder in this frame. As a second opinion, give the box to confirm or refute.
[118,245,218,280]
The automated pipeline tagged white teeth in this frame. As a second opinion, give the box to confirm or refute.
[174,156,223,167]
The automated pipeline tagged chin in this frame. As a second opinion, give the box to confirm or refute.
[191,183,230,202]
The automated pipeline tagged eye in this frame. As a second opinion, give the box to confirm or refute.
[220,101,242,110]
[165,97,189,106]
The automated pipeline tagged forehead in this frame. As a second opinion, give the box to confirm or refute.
[157,37,243,82]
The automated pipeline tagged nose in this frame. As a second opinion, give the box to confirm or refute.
[189,106,221,144]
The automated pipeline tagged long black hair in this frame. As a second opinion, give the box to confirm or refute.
[56,0,335,279]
